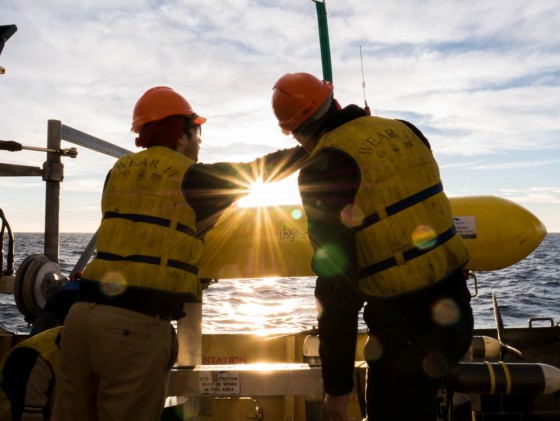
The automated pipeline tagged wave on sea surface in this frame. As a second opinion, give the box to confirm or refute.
[1,233,559,334]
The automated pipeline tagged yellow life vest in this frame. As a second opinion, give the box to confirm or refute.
[0,327,62,421]
[82,146,203,299]
[311,116,469,297]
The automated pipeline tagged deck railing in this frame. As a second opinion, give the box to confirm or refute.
[0,120,131,263]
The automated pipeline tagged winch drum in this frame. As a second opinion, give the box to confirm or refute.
[14,254,62,322]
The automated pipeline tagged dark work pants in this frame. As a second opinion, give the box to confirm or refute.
[363,272,473,420]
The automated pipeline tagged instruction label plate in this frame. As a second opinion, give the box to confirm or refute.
[453,216,477,239]
[198,371,241,396]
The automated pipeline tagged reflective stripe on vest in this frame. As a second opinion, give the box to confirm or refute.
[95,251,199,275]
[103,211,201,239]
[359,182,443,231]
[359,224,457,278]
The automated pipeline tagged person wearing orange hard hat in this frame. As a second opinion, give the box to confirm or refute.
[52,86,307,421]
[272,73,473,421]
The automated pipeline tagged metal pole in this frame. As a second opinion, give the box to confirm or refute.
[176,302,202,367]
[45,120,62,263]
[314,0,333,83]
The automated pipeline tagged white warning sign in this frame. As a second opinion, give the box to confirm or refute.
[453,216,477,239]
[198,370,241,396]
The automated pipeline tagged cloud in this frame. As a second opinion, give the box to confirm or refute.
[469,160,560,170]
[500,187,560,204]
[2,0,559,232]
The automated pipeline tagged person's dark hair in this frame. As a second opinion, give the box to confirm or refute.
[135,116,184,149]
[292,99,338,140]
[182,115,202,139]
[135,115,202,149]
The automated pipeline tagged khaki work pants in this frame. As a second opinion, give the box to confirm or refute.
[52,302,178,421]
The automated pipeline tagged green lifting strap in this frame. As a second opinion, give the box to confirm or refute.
[314,1,333,83]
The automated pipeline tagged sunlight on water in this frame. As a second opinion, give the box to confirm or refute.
[1,233,559,334]
[203,277,318,336]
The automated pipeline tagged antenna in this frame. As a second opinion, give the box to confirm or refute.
[359,45,371,116]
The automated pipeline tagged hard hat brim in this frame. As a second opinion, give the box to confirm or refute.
[193,115,207,125]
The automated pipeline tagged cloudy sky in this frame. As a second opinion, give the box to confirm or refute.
[1,0,559,234]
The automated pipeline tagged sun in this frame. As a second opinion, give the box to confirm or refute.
[238,173,301,207]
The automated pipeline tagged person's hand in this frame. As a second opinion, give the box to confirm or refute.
[324,393,351,421]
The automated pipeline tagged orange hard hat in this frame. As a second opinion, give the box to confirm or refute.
[271,73,333,133]
[131,86,207,133]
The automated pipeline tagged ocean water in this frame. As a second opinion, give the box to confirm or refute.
[1,232,559,335]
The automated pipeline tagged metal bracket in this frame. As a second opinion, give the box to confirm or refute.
[0,140,78,158]
[42,161,64,182]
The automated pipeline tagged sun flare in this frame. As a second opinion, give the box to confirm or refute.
[238,174,301,208]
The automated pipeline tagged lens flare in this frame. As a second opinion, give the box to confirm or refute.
[290,208,303,220]
[100,271,127,297]
[412,225,437,250]
[340,204,364,228]
[314,244,347,277]
[431,298,460,326]
[422,351,447,378]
